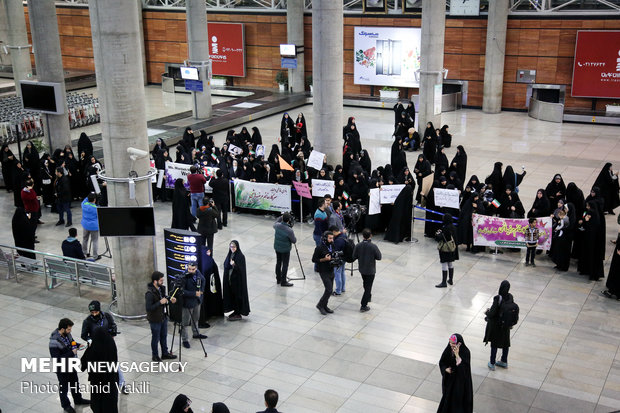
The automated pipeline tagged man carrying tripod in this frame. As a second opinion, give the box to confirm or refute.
[273,213,296,287]
[181,263,207,349]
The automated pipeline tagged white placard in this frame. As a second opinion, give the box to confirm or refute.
[228,144,243,156]
[312,179,335,197]
[307,150,325,170]
[90,175,101,194]
[380,184,405,204]
[369,188,381,215]
[434,84,442,115]
[434,188,460,209]
[157,170,165,188]
[353,26,422,88]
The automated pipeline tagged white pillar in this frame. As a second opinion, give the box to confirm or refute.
[287,0,305,93]
[3,0,34,95]
[483,0,509,113]
[186,0,212,119]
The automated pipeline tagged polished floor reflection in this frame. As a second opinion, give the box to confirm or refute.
[0,103,619,413]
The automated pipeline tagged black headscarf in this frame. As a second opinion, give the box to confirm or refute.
[222,240,250,316]
[211,402,230,413]
[485,162,503,192]
[251,126,263,146]
[437,333,473,413]
[529,188,551,218]
[566,182,585,218]
[170,394,193,413]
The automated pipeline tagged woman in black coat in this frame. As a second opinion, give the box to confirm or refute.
[594,162,620,214]
[581,200,605,281]
[171,178,196,231]
[422,122,437,164]
[527,189,551,218]
[449,145,467,184]
[12,207,36,259]
[435,213,458,287]
[603,231,620,299]
[437,333,473,413]
[566,182,585,258]
[80,327,119,413]
[222,240,250,321]
[384,185,413,244]
[484,280,513,370]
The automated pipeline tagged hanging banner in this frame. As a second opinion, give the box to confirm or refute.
[307,150,325,170]
[292,181,312,199]
[380,184,405,204]
[234,179,291,212]
[434,188,460,209]
[164,161,218,193]
[312,179,335,197]
[369,188,381,215]
[472,214,553,250]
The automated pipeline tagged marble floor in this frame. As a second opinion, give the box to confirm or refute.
[1,103,620,413]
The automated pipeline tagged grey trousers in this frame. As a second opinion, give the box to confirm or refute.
[181,305,200,341]
[82,229,99,257]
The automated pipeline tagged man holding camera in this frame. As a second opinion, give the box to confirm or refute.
[181,263,207,348]
[329,225,347,296]
[196,197,219,252]
[312,231,335,315]
[49,318,90,413]
[273,213,296,287]
[146,271,178,362]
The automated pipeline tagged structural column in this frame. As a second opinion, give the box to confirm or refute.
[312,0,342,166]
[26,0,70,150]
[186,0,212,119]
[286,0,304,93]
[482,0,509,113]
[418,0,446,130]
[89,0,153,316]
[4,0,33,95]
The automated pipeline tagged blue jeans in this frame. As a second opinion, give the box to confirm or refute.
[57,201,72,223]
[334,263,346,294]
[149,319,170,357]
[190,192,203,217]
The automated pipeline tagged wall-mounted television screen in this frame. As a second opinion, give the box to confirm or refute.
[19,81,64,115]
[97,207,156,237]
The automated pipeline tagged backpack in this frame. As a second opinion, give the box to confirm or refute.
[499,299,519,328]
[344,239,356,263]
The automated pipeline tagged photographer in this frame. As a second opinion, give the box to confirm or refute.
[329,225,347,296]
[196,197,219,252]
[181,263,207,348]
[273,213,296,287]
[312,231,335,315]
[80,301,127,395]
[145,271,177,362]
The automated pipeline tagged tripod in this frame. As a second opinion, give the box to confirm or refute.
[170,307,208,362]
[287,243,306,281]
[88,236,112,259]
[346,219,361,277]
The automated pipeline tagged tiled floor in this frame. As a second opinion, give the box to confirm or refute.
[1,103,620,413]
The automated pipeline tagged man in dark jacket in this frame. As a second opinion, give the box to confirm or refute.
[55,167,72,226]
[145,271,177,361]
[352,229,382,312]
[49,318,90,413]
[196,197,219,252]
[61,228,86,260]
[209,169,230,229]
[312,231,335,315]
[257,389,281,413]
[80,300,117,342]
[273,213,296,287]
[181,263,207,348]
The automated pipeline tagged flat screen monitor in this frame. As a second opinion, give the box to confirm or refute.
[97,207,156,237]
[280,44,296,57]
[19,81,64,115]
[180,66,199,80]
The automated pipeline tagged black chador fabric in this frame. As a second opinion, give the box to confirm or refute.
[545,174,566,206]
[171,179,195,231]
[449,145,467,184]
[437,334,473,413]
[606,233,620,296]
[423,122,437,164]
[485,162,503,194]
[435,148,449,176]
[80,328,119,413]
[12,207,36,259]
[390,140,407,177]
[502,165,526,192]
[222,241,250,316]
[528,189,551,218]
[581,203,604,281]
[552,203,575,272]
[384,185,413,243]
[594,163,620,213]
[199,247,224,321]
[425,180,446,237]
[567,182,585,258]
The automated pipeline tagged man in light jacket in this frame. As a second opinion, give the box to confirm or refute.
[80,193,99,260]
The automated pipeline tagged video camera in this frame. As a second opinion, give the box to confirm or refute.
[342,203,367,230]
[330,250,345,267]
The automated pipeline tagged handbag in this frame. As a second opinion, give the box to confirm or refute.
[437,232,456,253]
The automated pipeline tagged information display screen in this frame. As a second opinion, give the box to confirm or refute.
[164,228,203,278]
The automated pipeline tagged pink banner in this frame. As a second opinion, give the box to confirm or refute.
[472,214,553,250]
[292,181,312,199]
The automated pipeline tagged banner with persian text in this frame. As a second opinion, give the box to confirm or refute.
[472,214,552,250]
[233,179,291,212]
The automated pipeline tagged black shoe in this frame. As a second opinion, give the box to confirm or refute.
[435,283,447,288]
[198,322,211,328]
[152,356,163,362]
[56,220,65,226]
[324,306,334,313]
[281,281,294,287]
[218,226,223,230]
[34,240,40,243]
[65,222,72,227]
[316,304,327,315]
[37,220,44,224]
[332,291,341,296]
[161,353,177,360]
[64,407,76,413]
[121,385,129,395]
[360,306,370,312]
[182,341,190,348]
[193,334,208,339]
[75,399,90,405]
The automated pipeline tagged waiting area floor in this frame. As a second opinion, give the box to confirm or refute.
[0,95,620,412]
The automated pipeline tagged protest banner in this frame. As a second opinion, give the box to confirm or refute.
[234,179,291,212]
[472,214,553,250]
[434,188,460,209]
[164,162,218,193]
[292,181,312,199]
[311,179,335,197]
[380,184,405,204]
[307,150,325,170]
[369,188,381,215]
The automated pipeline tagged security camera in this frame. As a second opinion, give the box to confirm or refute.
[127,147,148,161]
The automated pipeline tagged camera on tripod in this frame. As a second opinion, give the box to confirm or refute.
[330,250,345,267]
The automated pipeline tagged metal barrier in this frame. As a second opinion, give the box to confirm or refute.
[0,243,115,299]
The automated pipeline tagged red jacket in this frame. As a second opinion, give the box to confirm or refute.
[21,187,39,212]
[187,173,206,194]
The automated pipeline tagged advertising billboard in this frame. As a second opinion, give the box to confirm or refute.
[208,22,245,77]
[571,30,620,99]
[353,26,422,88]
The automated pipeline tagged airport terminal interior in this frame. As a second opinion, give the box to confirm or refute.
[0,1,620,412]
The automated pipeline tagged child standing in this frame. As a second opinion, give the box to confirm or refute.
[525,218,540,267]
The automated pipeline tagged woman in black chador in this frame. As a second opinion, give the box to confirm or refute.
[545,174,566,207]
[169,394,193,413]
[171,178,196,231]
[603,231,620,299]
[449,145,467,184]
[80,327,119,413]
[12,207,36,259]
[437,333,473,413]
[222,240,250,321]
[422,122,437,164]
[199,247,224,326]
[384,185,413,244]
[580,200,605,281]
[594,162,620,214]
